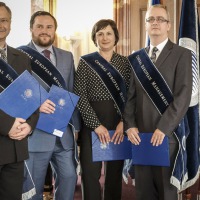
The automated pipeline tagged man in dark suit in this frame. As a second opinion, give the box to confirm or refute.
[123,4,192,200]
[23,11,80,200]
[0,2,39,200]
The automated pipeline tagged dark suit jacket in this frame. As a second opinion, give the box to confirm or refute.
[123,40,192,139]
[0,46,39,165]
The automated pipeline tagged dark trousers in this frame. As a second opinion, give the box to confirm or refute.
[0,161,24,200]
[135,142,179,200]
[80,126,124,200]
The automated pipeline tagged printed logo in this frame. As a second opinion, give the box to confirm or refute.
[100,143,109,150]
[58,98,65,106]
[24,89,32,98]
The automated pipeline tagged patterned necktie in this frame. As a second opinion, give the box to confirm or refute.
[150,47,158,64]
[42,49,51,60]
[0,48,7,63]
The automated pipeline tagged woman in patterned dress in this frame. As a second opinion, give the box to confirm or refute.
[74,19,131,200]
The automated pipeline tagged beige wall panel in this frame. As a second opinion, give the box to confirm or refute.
[130,0,147,51]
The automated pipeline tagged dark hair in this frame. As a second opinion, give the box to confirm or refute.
[91,19,119,46]
[0,2,12,18]
[30,11,57,30]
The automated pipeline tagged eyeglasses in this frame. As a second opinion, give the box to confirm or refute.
[146,17,169,24]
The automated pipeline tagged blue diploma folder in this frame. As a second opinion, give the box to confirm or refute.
[132,133,170,166]
[36,85,79,136]
[92,130,132,162]
[0,70,47,119]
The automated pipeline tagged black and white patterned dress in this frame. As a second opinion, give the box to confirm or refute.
[74,51,132,200]
[74,51,131,130]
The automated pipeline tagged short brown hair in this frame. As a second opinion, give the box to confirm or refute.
[91,19,119,46]
[30,11,57,30]
[0,2,12,19]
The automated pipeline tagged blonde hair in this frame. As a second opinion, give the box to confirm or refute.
[146,4,170,22]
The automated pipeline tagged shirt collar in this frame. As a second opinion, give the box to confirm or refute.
[32,41,54,55]
[150,38,168,53]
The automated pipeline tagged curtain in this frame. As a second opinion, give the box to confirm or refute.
[113,0,131,56]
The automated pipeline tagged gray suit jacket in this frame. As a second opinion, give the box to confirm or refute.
[27,42,81,152]
[123,40,192,139]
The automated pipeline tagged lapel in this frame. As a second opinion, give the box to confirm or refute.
[53,47,67,79]
[28,41,37,52]
[155,40,173,68]
[52,46,59,68]
[7,46,19,67]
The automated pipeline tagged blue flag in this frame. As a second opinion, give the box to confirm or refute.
[178,0,200,191]
[149,0,160,5]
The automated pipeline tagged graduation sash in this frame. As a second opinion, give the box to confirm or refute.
[128,48,189,190]
[81,52,127,116]
[17,46,67,90]
[0,59,18,89]
[22,161,36,200]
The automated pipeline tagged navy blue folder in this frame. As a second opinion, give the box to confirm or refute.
[132,133,170,166]
[36,85,79,136]
[0,70,47,119]
[92,130,132,162]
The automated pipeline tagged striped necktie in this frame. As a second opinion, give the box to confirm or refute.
[0,48,7,63]
[150,47,158,64]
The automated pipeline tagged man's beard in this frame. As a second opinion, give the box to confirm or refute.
[33,34,55,47]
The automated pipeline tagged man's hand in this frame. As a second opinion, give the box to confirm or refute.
[151,128,165,146]
[127,127,140,145]
[40,99,55,114]
[8,118,32,140]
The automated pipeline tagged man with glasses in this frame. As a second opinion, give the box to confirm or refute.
[124,4,192,200]
[0,2,39,200]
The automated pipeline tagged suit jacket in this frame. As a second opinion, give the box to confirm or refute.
[0,46,39,165]
[123,40,192,139]
[27,42,81,152]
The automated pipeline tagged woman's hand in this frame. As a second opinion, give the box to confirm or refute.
[111,121,124,144]
[94,125,110,144]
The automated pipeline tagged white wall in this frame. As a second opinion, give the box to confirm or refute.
[55,0,113,66]
[56,0,113,38]
[3,0,31,47]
